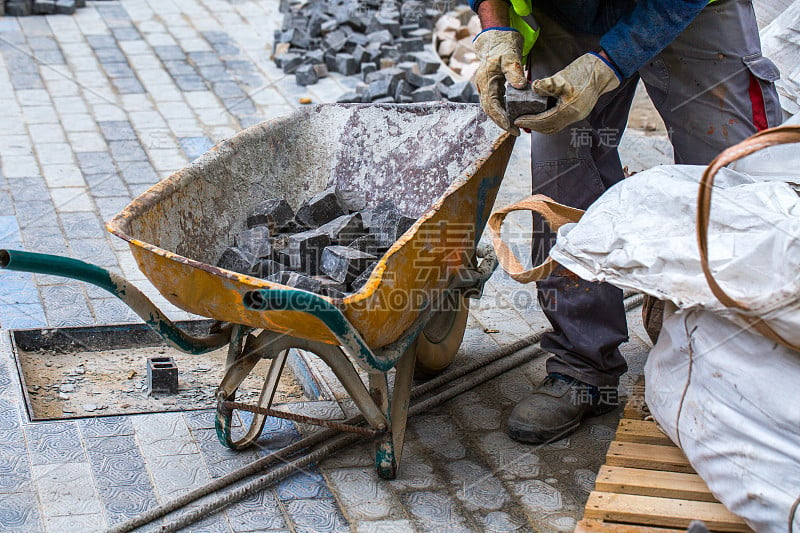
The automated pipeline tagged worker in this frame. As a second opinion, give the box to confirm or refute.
[472,0,782,444]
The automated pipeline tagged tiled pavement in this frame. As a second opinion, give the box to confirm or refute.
[0,1,672,532]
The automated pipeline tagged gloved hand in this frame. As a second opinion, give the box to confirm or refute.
[515,52,621,135]
[474,28,528,136]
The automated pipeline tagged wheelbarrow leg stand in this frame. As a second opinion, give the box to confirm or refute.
[216,327,291,449]
[373,348,416,480]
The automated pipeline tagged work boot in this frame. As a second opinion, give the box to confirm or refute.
[507,373,619,444]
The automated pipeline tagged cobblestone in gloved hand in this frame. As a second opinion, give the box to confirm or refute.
[515,52,621,135]
[474,27,527,136]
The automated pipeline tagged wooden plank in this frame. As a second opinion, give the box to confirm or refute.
[596,465,717,503]
[615,419,673,446]
[622,377,647,420]
[605,442,694,474]
[575,518,683,532]
[584,492,752,532]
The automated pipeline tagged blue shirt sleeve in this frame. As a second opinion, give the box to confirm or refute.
[599,0,708,78]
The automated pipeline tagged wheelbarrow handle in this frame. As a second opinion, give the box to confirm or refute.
[0,249,231,354]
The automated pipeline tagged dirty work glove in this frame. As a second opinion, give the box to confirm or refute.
[474,27,527,136]
[515,52,621,135]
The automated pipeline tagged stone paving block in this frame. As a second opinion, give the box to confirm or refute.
[178,136,214,160]
[58,211,105,240]
[95,196,130,220]
[32,462,102,517]
[0,491,43,531]
[225,489,288,532]
[98,120,138,142]
[401,491,472,532]
[0,433,33,494]
[2,154,40,178]
[44,513,107,533]
[147,453,211,500]
[96,483,158,525]
[446,459,510,512]
[275,467,332,501]
[412,413,466,460]
[133,412,198,457]
[40,283,94,327]
[36,142,76,166]
[476,431,541,481]
[120,160,158,185]
[284,498,349,533]
[78,415,134,439]
[68,238,118,267]
[51,186,94,213]
[109,140,148,162]
[24,422,85,465]
[325,468,400,520]
[89,298,140,324]
[77,151,116,175]
[355,520,416,533]
[85,173,130,198]
[0,302,48,329]
[85,434,150,487]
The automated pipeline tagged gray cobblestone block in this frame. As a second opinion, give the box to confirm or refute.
[396,37,424,53]
[446,81,475,103]
[336,91,361,104]
[323,29,347,52]
[295,64,319,86]
[5,2,32,16]
[247,198,294,232]
[320,245,376,284]
[360,63,377,79]
[268,271,322,293]
[313,275,347,298]
[334,53,358,76]
[414,53,440,75]
[288,228,331,273]
[154,45,185,61]
[54,0,76,15]
[394,79,412,100]
[350,261,377,293]
[303,49,325,65]
[188,51,222,68]
[217,247,257,275]
[363,77,391,101]
[87,35,116,49]
[313,64,329,78]
[317,213,364,244]
[277,248,301,270]
[235,226,272,259]
[111,27,141,41]
[249,258,282,279]
[33,0,57,14]
[295,188,346,228]
[411,84,441,102]
[505,83,550,120]
[406,71,434,88]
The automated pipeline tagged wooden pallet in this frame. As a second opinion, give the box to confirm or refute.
[575,379,753,533]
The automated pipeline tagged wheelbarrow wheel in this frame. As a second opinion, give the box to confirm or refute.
[412,295,469,379]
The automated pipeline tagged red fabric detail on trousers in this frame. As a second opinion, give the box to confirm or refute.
[748,73,769,131]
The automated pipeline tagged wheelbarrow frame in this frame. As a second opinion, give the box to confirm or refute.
[0,104,514,478]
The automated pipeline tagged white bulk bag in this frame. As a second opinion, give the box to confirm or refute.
[645,304,800,533]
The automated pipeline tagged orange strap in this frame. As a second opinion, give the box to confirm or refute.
[697,124,800,352]
[487,194,584,284]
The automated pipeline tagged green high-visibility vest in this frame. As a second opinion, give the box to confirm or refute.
[508,0,540,60]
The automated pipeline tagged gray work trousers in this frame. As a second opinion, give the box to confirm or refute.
[529,0,782,387]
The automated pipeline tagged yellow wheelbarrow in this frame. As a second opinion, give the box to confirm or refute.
[0,103,514,478]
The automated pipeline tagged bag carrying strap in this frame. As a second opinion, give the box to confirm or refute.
[487,194,584,283]
[697,124,800,352]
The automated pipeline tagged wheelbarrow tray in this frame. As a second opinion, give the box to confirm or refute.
[107,103,513,350]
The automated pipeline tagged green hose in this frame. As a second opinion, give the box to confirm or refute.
[0,249,230,354]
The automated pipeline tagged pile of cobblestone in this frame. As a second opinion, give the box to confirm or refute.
[218,190,415,297]
[2,0,83,16]
[272,0,478,104]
